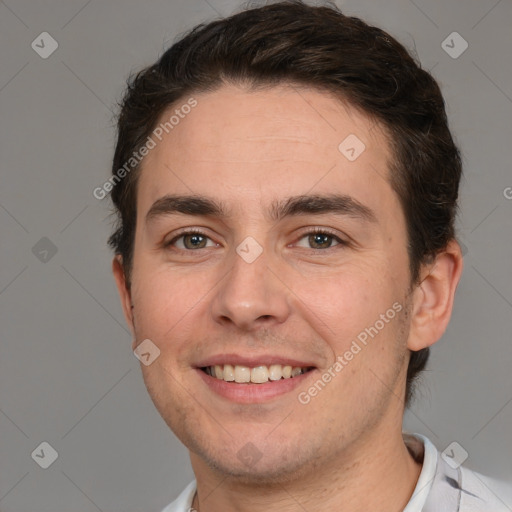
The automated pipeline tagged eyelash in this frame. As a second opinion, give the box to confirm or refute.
[163,227,348,252]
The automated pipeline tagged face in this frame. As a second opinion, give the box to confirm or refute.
[116,83,416,483]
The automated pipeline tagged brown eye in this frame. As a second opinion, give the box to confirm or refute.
[295,229,346,250]
[311,233,336,249]
[165,230,215,250]
[181,233,208,249]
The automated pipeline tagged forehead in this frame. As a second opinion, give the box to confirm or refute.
[169,83,387,157]
[136,83,395,221]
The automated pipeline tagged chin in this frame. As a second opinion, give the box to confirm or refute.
[192,438,325,486]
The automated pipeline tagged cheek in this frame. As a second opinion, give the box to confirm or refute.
[296,268,408,405]
[298,265,397,339]
[130,268,197,348]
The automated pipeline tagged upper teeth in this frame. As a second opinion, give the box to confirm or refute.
[205,364,309,384]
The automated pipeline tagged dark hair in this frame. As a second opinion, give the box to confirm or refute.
[108,0,462,408]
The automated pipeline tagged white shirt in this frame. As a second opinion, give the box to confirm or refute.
[161,433,512,511]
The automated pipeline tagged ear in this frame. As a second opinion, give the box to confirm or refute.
[112,255,136,345]
[407,239,464,351]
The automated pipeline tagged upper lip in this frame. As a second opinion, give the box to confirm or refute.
[194,353,317,369]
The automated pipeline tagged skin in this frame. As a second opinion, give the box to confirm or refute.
[113,83,463,511]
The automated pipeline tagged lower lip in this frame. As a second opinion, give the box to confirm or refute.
[195,368,316,404]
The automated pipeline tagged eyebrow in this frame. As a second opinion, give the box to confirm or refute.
[145,193,378,225]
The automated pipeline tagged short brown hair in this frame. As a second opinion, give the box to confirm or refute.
[108,0,462,408]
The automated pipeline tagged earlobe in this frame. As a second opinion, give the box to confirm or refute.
[407,239,464,352]
[112,255,135,337]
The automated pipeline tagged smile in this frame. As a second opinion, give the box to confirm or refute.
[202,364,315,384]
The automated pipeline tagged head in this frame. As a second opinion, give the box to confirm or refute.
[110,0,463,483]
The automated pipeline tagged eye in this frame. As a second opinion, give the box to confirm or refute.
[163,227,348,252]
[295,228,347,250]
[164,229,217,250]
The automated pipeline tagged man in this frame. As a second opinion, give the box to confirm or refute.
[109,1,511,510]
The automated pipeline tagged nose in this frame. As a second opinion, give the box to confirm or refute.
[210,242,291,331]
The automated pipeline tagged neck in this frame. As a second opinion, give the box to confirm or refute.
[190,427,423,512]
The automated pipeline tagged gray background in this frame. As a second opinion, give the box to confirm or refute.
[1,0,511,510]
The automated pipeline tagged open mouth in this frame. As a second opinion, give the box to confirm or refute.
[200,364,316,384]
